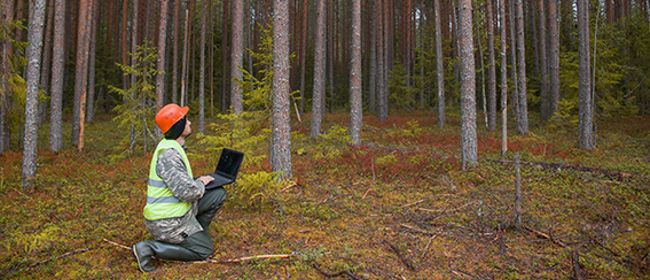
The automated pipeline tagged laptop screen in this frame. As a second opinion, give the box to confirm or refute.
[215,148,244,178]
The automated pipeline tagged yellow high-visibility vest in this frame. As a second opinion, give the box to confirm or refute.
[143,139,193,220]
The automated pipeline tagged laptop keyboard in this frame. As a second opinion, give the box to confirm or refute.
[206,174,232,189]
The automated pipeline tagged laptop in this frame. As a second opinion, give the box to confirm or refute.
[204,148,245,190]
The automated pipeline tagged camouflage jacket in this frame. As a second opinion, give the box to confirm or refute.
[144,147,206,244]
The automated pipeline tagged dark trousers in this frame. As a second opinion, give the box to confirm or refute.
[176,186,227,260]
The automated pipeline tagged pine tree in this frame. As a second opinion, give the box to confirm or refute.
[272,0,292,180]
[459,0,477,168]
[310,0,326,139]
[349,0,362,144]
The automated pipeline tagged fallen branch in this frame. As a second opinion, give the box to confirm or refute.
[421,234,438,258]
[450,269,475,279]
[203,253,297,264]
[573,244,585,280]
[361,188,374,200]
[280,181,298,192]
[523,226,569,249]
[383,240,415,271]
[103,238,131,250]
[312,262,363,280]
[399,223,435,236]
[400,199,425,209]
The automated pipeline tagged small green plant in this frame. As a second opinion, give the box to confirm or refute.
[109,41,159,160]
[313,125,352,160]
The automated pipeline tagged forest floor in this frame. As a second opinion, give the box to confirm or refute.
[1,111,650,279]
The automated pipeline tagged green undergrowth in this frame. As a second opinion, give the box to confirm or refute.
[1,112,649,279]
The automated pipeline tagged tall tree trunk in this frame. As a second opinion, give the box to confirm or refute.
[198,0,207,133]
[15,0,25,43]
[298,0,307,115]
[487,0,496,131]
[272,0,291,180]
[87,0,99,123]
[515,0,528,135]
[231,0,243,114]
[49,0,66,152]
[548,0,560,118]
[221,0,229,112]
[310,0,326,139]
[131,0,139,90]
[459,0,477,169]
[172,0,181,104]
[577,0,593,150]
[500,0,508,157]
[368,0,376,114]
[181,8,189,106]
[22,0,46,190]
[538,0,549,122]
[434,0,445,128]
[508,0,518,119]
[1,0,16,152]
[71,0,92,149]
[376,0,386,122]
[38,0,55,126]
[156,0,169,137]
[122,0,128,90]
[349,0,362,144]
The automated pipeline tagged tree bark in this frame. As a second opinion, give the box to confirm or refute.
[515,0,528,135]
[459,0,477,169]
[72,0,93,151]
[171,0,181,104]
[368,0,376,114]
[272,0,292,180]
[131,0,139,90]
[156,0,169,137]
[22,0,47,190]
[86,0,99,123]
[198,0,207,133]
[538,0,549,122]
[122,0,128,90]
[38,0,55,126]
[49,0,66,152]
[349,0,362,144]
[1,0,16,152]
[487,0,497,131]
[221,0,229,112]
[434,0,445,129]
[231,0,244,114]
[508,0,518,119]
[376,0,386,122]
[577,0,593,150]
[548,0,560,118]
[500,0,509,157]
[310,0,326,139]
[298,0,307,115]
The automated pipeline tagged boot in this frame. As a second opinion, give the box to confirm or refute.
[133,241,202,273]
[132,241,156,273]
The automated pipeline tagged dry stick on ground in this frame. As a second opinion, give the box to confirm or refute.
[29,245,104,268]
[399,223,435,236]
[311,262,363,280]
[103,238,295,264]
[573,243,586,280]
[400,199,424,209]
[361,188,374,200]
[383,240,416,271]
[522,226,569,249]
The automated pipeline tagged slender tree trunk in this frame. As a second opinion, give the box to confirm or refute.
[131,0,139,90]
[487,0,496,131]
[181,8,189,106]
[198,0,207,132]
[71,0,93,150]
[548,0,559,118]
[231,0,244,114]
[22,0,47,190]
[509,0,518,119]
[368,0,376,114]
[515,0,528,135]
[376,0,386,122]
[298,0,307,115]
[577,0,593,150]
[310,0,326,139]
[221,0,229,112]
[538,0,549,122]
[49,0,66,152]
[349,0,362,144]
[87,0,99,123]
[122,0,128,90]
[272,0,291,180]
[1,0,16,152]
[500,0,508,157]
[434,0,445,128]
[38,0,55,126]
[459,0,477,169]
[171,0,181,103]
[156,0,169,137]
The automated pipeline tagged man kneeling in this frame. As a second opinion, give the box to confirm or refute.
[132,104,226,272]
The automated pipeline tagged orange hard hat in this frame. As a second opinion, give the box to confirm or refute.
[155,104,189,133]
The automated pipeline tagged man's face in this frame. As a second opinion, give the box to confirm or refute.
[182,118,192,138]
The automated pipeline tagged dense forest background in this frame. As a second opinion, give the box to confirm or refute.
[2,0,650,183]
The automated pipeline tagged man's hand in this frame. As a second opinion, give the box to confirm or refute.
[196,176,215,186]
